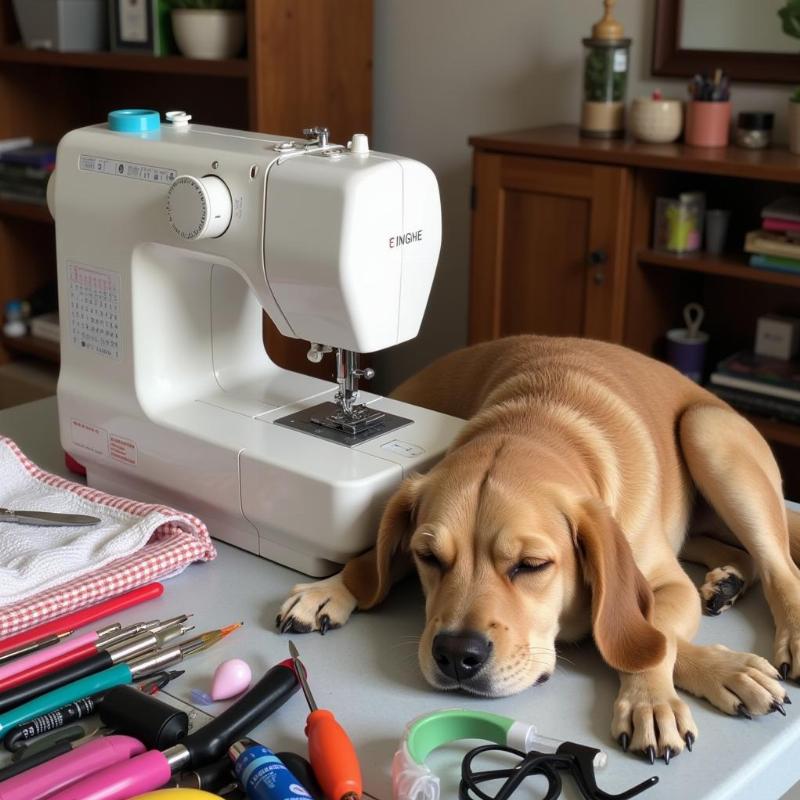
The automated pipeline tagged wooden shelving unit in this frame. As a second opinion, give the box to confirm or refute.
[0,0,372,379]
[638,248,800,290]
[1,333,59,363]
[0,198,51,224]
[0,45,248,77]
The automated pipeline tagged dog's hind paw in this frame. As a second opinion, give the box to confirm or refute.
[276,573,357,635]
[699,565,747,616]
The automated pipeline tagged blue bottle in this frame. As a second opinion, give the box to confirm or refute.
[229,739,313,800]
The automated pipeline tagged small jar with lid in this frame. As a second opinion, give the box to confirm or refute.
[735,112,774,149]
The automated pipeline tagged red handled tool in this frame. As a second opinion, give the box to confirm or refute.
[289,641,362,800]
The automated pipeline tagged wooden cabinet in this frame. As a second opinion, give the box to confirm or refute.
[469,151,631,344]
[468,125,800,497]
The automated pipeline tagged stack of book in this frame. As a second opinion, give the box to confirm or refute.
[0,143,56,206]
[708,350,800,424]
[745,197,800,275]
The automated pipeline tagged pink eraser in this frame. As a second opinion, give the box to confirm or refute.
[211,657,252,701]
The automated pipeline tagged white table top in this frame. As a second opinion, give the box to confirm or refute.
[1,397,798,800]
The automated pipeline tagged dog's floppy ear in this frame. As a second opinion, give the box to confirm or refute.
[341,474,423,610]
[571,498,666,673]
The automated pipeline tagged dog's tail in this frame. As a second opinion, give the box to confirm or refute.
[788,506,800,565]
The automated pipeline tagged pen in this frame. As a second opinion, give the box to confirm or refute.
[0,625,236,735]
[0,631,75,666]
[0,621,191,714]
[0,618,180,694]
[0,735,145,800]
[0,583,164,658]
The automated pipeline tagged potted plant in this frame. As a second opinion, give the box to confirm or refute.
[170,0,245,60]
[779,1,800,153]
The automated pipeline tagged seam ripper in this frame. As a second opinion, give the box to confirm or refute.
[38,658,300,800]
[289,641,363,800]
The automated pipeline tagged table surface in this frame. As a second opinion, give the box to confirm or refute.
[1,397,799,800]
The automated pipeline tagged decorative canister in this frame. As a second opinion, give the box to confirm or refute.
[580,0,631,139]
[734,112,774,150]
[629,91,683,143]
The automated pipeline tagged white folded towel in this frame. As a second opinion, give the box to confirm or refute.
[0,436,214,608]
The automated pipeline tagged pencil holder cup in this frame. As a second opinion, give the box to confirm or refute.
[666,303,708,383]
[685,101,731,148]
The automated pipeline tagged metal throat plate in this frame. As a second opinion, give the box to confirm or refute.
[273,401,412,448]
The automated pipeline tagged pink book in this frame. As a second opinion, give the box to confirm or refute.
[763,217,800,233]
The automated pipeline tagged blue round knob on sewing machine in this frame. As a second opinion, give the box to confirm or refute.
[108,109,160,133]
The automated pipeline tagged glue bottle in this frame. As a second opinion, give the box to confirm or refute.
[229,739,312,800]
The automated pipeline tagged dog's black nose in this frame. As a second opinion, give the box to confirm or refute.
[432,631,492,681]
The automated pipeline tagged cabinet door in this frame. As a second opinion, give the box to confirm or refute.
[469,152,631,344]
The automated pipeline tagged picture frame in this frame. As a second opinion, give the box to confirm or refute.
[109,0,174,56]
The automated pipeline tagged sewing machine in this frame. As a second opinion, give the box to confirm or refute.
[49,109,463,576]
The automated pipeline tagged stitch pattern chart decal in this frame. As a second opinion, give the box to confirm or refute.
[68,262,120,359]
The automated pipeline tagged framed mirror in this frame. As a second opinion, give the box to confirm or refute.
[653,0,800,83]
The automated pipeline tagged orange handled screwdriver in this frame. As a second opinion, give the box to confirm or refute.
[289,641,363,800]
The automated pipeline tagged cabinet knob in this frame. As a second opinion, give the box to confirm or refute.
[588,249,607,285]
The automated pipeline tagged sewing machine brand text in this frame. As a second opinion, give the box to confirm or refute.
[389,230,423,248]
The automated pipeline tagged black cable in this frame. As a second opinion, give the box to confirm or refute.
[459,743,659,800]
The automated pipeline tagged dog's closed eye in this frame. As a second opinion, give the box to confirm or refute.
[508,559,553,581]
[414,549,444,570]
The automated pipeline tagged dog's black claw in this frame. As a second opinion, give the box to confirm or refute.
[618,733,629,752]
[275,615,282,628]
[319,614,330,636]
[772,701,787,717]
[785,695,793,705]
[781,663,791,681]
[663,748,672,765]
[646,746,655,765]
[737,704,753,720]
[280,615,312,635]
[685,732,694,752]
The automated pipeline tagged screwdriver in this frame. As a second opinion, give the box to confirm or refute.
[288,641,363,800]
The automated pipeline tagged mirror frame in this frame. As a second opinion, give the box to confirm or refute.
[653,0,800,83]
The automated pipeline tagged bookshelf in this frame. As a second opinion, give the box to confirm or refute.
[469,126,800,496]
[0,0,372,379]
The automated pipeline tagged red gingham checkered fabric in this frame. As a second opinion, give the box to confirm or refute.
[0,437,216,639]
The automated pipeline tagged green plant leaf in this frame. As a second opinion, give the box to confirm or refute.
[779,0,800,39]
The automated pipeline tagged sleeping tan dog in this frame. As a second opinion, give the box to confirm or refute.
[277,335,800,762]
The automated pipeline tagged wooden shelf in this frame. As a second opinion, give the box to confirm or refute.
[0,198,51,223]
[1,334,59,364]
[638,248,800,289]
[0,45,248,78]
[745,415,800,448]
[470,125,800,184]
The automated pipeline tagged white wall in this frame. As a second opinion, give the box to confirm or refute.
[370,0,793,391]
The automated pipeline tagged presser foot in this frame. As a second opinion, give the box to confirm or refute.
[273,401,412,447]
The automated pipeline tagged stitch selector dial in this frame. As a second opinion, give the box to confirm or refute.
[166,174,232,240]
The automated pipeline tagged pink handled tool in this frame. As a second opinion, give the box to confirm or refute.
[0,735,145,800]
[0,631,99,683]
[44,749,172,800]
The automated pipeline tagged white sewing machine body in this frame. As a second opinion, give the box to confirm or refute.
[51,113,462,576]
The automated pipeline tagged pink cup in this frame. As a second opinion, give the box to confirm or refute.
[685,101,731,148]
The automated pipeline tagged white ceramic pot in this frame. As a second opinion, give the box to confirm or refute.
[171,9,245,60]
[789,100,800,156]
[629,97,683,144]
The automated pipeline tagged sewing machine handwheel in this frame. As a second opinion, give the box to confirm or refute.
[167,174,232,240]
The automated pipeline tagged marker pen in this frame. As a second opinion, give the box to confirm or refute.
[230,740,311,800]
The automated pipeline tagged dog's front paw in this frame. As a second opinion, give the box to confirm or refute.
[612,677,697,764]
[276,573,357,635]
[699,565,747,616]
[676,643,787,716]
